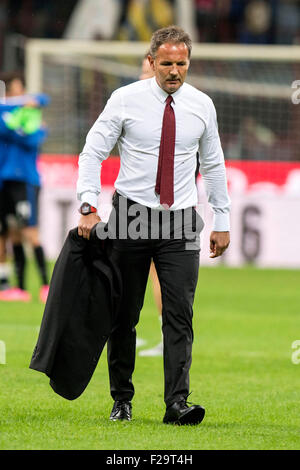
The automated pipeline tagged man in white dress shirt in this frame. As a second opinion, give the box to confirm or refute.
[77,25,230,425]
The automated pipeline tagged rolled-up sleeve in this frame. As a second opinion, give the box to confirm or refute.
[199,98,231,231]
[76,90,123,207]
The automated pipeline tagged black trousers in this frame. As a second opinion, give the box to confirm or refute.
[106,193,202,408]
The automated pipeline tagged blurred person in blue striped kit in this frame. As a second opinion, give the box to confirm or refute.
[0,72,50,303]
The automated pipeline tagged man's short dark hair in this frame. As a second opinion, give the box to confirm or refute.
[149,25,192,58]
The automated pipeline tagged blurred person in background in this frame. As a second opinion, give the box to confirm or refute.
[194,0,222,41]
[0,72,50,302]
[114,0,175,41]
[274,0,300,45]
[226,116,276,160]
[238,0,274,44]
[194,0,235,42]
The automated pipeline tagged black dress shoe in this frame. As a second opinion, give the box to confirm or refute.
[163,399,205,425]
[109,400,132,421]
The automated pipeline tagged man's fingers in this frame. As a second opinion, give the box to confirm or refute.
[82,228,88,239]
[209,231,230,258]
[78,214,101,239]
[78,221,91,239]
[209,240,216,258]
[210,245,222,258]
[81,224,91,239]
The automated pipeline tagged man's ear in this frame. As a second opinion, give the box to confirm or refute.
[148,54,155,71]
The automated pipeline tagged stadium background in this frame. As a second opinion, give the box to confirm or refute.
[1,0,300,451]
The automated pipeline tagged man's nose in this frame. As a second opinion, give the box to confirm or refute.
[170,65,178,76]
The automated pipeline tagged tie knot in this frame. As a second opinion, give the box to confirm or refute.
[166,95,173,105]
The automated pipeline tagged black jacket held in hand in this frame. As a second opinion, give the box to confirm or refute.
[29,224,122,400]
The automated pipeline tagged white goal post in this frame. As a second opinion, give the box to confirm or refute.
[26,39,300,94]
[25,39,300,160]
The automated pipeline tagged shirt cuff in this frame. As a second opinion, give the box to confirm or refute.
[213,212,230,232]
[78,191,99,209]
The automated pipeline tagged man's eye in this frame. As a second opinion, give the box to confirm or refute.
[160,62,186,66]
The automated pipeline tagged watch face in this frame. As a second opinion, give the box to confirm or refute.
[81,203,91,215]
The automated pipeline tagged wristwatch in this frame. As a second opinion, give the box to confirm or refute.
[79,202,97,215]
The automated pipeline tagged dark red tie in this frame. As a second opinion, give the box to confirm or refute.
[155,95,175,209]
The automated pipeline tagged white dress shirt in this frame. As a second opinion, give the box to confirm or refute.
[77,76,230,231]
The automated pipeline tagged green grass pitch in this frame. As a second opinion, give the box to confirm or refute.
[0,261,300,450]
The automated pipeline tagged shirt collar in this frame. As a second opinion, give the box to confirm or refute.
[150,76,184,105]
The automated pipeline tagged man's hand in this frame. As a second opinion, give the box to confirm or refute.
[78,213,101,240]
[209,231,230,258]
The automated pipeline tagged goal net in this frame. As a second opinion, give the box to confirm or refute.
[25,40,300,162]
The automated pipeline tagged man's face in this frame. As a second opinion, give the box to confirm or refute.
[148,42,190,94]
